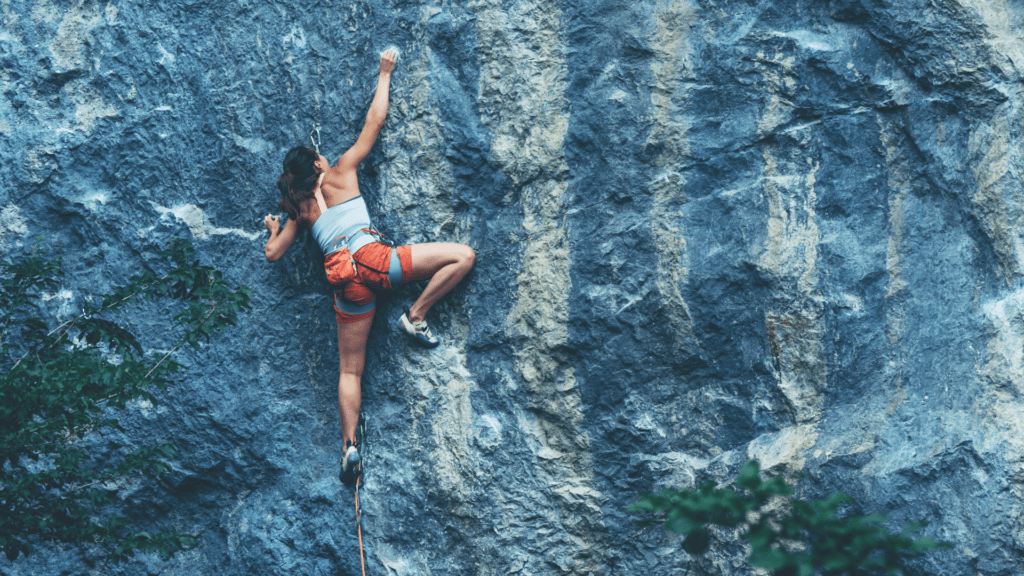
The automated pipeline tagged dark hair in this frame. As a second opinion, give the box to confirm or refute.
[277,146,320,219]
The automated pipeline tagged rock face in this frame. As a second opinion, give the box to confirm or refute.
[3,0,1024,573]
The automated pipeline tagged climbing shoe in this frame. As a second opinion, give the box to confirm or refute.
[339,442,361,485]
[398,310,440,348]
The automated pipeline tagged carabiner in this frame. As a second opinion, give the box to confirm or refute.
[310,125,322,154]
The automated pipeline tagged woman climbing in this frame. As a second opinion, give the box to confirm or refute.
[262,48,476,484]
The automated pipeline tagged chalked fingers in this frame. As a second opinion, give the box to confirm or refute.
[380,47,398,74]
[264,214,280,234]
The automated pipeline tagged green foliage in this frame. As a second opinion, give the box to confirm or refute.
[630,461,951,575]
[0,239,252,563]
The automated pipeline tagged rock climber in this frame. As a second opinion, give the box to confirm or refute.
[262,48,476,484]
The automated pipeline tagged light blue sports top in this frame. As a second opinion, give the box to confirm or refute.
[310,195,372,256]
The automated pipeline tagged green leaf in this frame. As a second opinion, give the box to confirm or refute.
[682,529,710,555]
[749,547,790,570]
[665,513,704,536]
[735,460,762,490]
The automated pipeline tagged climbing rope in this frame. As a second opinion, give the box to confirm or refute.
[354,415,368,576]
[355,476,366,576]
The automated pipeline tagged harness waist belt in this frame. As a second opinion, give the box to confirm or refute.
[348,231,377,256]
[326,224,374,256]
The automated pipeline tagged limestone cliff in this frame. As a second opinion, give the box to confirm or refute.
[3,0,1023,573]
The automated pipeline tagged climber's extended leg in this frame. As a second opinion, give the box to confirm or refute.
[337,313,372,482]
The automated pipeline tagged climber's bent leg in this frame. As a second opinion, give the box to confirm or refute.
[405,243,476,323]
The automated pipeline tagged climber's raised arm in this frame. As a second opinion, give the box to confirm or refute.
[338,49,398,170]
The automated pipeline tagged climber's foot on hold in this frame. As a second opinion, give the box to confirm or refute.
[339,442,361,485]
[398,309,440,348]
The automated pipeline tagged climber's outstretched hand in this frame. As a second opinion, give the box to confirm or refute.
[380,48,398,75]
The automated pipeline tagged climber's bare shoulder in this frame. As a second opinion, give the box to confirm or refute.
[319,161,361,207]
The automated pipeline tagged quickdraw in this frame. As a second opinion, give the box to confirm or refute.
[310,124,322,154]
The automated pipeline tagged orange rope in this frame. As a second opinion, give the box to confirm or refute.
[355,475,366,576]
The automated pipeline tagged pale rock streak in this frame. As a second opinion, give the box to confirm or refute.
[878,118,910,302]
[961,0,1024,78]
[472,0,607,571]
[760,146,825,424]
[982,289,1024,395]
[962,0,1024,281]
[877,117,910,415]
[968,104,1024,282]
[153,204,260,241]
[0,203,28,251]
[647,0,698,355]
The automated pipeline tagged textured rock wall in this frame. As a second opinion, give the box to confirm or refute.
[3,0,1024,574]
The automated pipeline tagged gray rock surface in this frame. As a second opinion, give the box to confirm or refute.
[2,0,1023,573]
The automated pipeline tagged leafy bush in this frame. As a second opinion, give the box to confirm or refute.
[630,460,950,575]
[0,240,252,562]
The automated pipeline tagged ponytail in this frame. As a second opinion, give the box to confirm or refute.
[276,146,320,220]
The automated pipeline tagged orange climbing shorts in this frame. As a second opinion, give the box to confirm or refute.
[326,242,412,324]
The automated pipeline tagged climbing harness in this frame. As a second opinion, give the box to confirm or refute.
[354,414,368,576]
[310,124,322,154]
[325,227,396,284]
[349,227,395,272]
